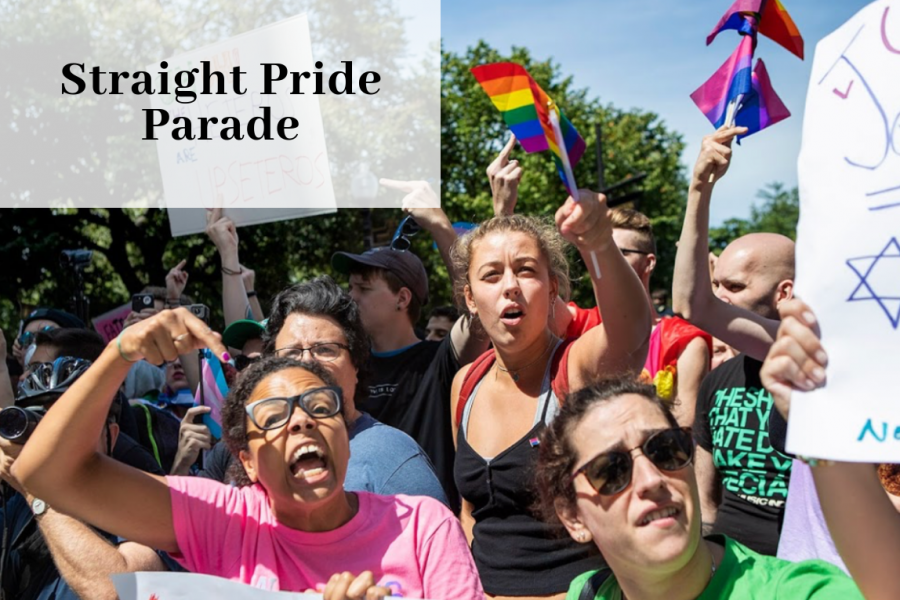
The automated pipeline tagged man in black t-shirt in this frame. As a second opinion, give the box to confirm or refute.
[673,129,796,554]
[332,202,487,510]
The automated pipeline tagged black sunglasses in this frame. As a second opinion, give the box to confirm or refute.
[570,427,694,496]
[620,248,650,256]
[390,215,422,252]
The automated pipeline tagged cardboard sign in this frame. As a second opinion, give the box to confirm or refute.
[92,303,132,344]
[788,0,900,461]
[111,571,322,600]
[151,13,337,212]
[166,207,335,237]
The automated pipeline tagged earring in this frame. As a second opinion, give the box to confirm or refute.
[577,530,591,543]
[396,304,402,311]
[550,296,556,321]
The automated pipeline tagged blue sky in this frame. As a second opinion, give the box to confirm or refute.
[441,0,873,225]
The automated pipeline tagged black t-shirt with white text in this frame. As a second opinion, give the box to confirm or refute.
[694,354,792,556]
[362,338,460,510]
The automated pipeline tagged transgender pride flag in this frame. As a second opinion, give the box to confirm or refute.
[194,348,228,439]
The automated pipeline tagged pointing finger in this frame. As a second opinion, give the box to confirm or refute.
[498,134,517,161]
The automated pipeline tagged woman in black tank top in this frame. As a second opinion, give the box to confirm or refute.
[449,197,652,599]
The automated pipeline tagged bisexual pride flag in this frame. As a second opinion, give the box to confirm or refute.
[471,62,586,197]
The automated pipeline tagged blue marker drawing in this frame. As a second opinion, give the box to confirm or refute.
[846,237,900,329]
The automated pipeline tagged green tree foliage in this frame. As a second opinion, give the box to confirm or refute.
[440,42,688,306]
[709,182,800,252]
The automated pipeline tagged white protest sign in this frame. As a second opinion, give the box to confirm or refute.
[788,0,900,461]
[112,571,322,600]
[166,207,335,237]
[151,14,337,211]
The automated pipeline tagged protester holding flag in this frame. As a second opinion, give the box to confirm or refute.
[450,189,652,598]
[12,309,483,598]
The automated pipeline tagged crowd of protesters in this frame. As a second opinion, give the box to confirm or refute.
[0,126,892,600]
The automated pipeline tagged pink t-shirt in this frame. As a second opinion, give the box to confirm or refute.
[166,476,483,598]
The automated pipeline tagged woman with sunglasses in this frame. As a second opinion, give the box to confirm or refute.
[13,309,483,598]
[450,191,653,599]
[535,378,862,600]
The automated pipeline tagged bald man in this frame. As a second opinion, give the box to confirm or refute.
[672,126,794,556]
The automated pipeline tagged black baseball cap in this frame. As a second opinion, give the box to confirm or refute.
[23,308,85,330]
[332,247,429,305]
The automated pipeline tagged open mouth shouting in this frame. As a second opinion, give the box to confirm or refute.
[290,443,330,483]
[499,304,525,327]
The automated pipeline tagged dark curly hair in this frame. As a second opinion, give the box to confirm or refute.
[221,356,340,487]
[262,276,371,400]
[534,378,680,526]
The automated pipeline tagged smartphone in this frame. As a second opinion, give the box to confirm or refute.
[132,293,155,312]
[188,304,210,325]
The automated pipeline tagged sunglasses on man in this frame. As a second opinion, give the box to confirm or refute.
[570,427,694,496]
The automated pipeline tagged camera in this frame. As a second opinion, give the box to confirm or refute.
[132,293,156,312]
[0,406,43,443]
[188,304,210,324]
[59,249,93,270]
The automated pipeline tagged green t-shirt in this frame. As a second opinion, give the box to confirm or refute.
[566,535,862,600]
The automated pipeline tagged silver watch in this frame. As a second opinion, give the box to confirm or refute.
[30,497,48,516]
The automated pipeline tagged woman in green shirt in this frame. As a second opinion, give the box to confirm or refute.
[533,377,863,600]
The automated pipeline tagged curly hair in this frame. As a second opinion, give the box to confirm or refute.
[262,276,371,401]
[450,215,571,314]
[221,356,340,487]
[534,378,680,526]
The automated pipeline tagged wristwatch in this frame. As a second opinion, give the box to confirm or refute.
[30,497,48,516]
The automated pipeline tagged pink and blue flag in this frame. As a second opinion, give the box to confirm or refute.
[194,349,228,438]
[691,35,754,129]
[733,59,790,136]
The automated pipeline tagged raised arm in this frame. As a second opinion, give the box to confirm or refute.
[672,127,778,360]
[13,309,228,553]
[557,191,652,388]
[761,298,900,600]
[206,208,251,328]
[0,329,13,409]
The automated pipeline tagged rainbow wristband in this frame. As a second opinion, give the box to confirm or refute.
[116,333,138,363]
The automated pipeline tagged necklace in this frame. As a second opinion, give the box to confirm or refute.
[496,335,556,382]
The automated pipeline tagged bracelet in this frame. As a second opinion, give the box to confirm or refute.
[246,290,257,298]
[116,332,138,363]
[221,266,243,276]
[798,455,836,468]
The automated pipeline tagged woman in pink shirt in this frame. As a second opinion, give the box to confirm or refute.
[14,309,483,599]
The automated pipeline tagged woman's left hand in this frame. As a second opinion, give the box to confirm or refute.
[323,571,393,600]
[117,308,228,366]
[555,190,613,252]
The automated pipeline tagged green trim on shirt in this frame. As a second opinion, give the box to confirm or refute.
[567,535,863,600]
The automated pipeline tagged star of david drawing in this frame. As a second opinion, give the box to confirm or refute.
[846,237,900,329]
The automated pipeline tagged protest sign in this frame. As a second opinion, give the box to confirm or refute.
[92,303,132,344]
[152,13,337,213]
[166,207,335,237]
[787,0,900,461]
[112,571,322,600]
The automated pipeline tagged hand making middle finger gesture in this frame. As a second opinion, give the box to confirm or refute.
[692,125,748,187]
[486,134,522,216]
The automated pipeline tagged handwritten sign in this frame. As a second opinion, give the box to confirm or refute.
[788,0,900,461]
[92,303,132,344]
[151,14,337,211]
[111,572,322,600]
[166,207,335,237]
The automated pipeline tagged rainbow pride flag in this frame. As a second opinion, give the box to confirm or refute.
[707,0,804,60]
[471,62,586,196]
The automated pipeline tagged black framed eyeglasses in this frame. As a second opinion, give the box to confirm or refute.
[245,385,343,431]
[620,248,650,256]
[390,215,422,252]
[273,342,349,363]
[570,427,694,496]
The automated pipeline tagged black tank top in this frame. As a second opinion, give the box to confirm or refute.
[454,351,601,595]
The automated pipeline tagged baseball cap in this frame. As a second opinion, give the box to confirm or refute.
[332,247,429,305]
[23,308,85,330]
[222,319,266,350]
